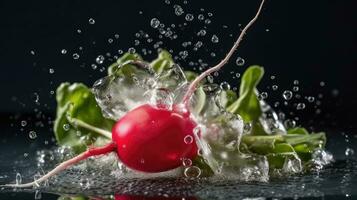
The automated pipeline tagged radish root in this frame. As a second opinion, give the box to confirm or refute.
[1,142,116,188]
[182,0,266,106]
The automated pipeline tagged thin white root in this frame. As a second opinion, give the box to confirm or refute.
[182,0,266,106]
[69,117,112,139]
[1,142,116,188]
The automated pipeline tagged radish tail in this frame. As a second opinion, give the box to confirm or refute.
[1,142,116,188]
[182,0,266,106]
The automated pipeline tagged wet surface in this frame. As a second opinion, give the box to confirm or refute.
[0,131,356,199]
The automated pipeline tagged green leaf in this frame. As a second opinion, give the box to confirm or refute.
[227,66,264,122]
[150,50,174,74]
[287,127,309,135]
[108,52,142,76]
[184,71,199,82]
[54,83,115,153]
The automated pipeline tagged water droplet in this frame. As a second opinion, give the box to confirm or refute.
[345,148,354,157]
[49,68,55,74]
[272,85,278,90]
[29,131,37,139]
[243,122,252,133]
[96,55,105,64]
[174,5,184,16]
[236,57,245,66]
[184,166,201,178]
[91,64,97,70]
[296,103,305,110]
[235,73,241,78]
[21,120,27,127]
[16,173,22,185]
[108,38,113,43]
[30,50,35,55]
[63,124,70,131]
[282,90,293,100]
[211,34,219,43]
[293,86,299,92]
[61,49,67,54]
[259,92,268,100]
[284,119,296,129]
[184,135,193,144]
[72,53,80,60]
[128,47,136,54]
[88,18,95,24]
[293,80,299,85]
[220,82,230,90]
[182,158,192,167]
[270,75,276,80]
[320,81,325,87]
[198,14,204,20]
[307,96,315,102]
[185,14,194,21]
[204,19,211,24]
[114,34,120,39]
[150,18,160,28]
[208,12,213,17]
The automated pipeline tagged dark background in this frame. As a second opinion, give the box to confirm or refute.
[0,0,356,135]
[0,1,356,199]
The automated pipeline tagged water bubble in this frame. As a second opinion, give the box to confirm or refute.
[236,57,245,66]
[108,38,113,43]
[185,14,194,21]
[211,34,219,43]
[197,29,207,36]
[174,5,184,16]
[182,158,192,167]
[272,85,278,90]
[21,120,27,127]
[49,68,55,74]
[150,18,160,28]
[88,18,95,24]
[16,173,22,185]
[284,119,296,129]
[63,124,70,131]
[259,92,268,100]
[208,12,213,17]
[235,73,241,78]
[243,122,252,133]
[29,131,37,139]
[96,55,105,64]
[220,82,231,90]
[128,47,136,54]
[184,135,193,144]
[345,148,354,157]
[293,86,299,92]
[61,49,67,54]
[198,14,205,20]
[282,90,293,100]
[91,64,97,70]
[296,103,305,110]
[184,166,201,178]
[307,96,315,102]
[72,53,80,60]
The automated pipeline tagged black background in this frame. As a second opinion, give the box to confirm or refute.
[0,1,356,199]
[0,0,356,134]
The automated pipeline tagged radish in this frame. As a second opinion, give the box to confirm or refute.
[2,0,265,188]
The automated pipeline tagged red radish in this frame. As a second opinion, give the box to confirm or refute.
[113,104,197,172]
[2,0,265,188]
